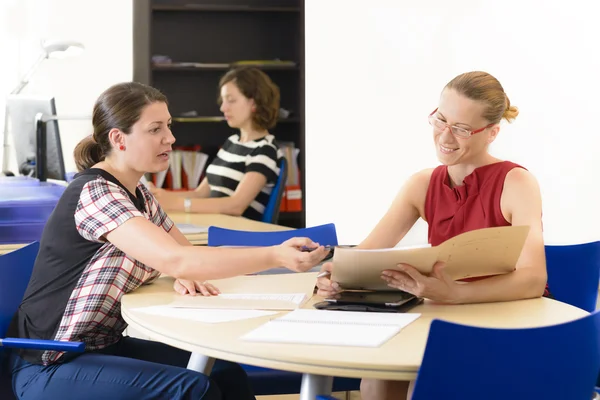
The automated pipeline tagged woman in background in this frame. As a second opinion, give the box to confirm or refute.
[151,67,284,221]
[317,71,548,400]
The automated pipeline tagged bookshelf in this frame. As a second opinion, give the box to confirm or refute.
[133,0,306,228]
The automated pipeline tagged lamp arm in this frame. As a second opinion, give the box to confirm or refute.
[10,52,49,95]
[2,51,49,172]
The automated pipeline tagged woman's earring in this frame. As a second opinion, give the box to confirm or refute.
[119,145,126,151]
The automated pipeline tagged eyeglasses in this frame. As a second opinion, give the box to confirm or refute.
[428,108,495,139]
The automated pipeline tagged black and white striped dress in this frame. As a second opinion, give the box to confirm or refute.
[206,134,283,220]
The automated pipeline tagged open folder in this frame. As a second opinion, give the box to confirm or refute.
[167,272,318,310]
[332,225,530,291]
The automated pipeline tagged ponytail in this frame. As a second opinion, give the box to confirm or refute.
[73,135,104,172]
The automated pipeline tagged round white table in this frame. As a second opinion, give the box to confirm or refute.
[121,276,588,399]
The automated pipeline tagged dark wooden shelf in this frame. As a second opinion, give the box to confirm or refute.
[134,0,306,228]
[173,116,299,123]
[277,211,302,221]
[153,5,300,12]
[153,64,299,72]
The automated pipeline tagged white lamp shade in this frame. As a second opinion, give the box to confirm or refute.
[42,40,85,59]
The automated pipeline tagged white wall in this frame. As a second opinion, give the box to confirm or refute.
[0,0,133,174]
[305,0,600,246]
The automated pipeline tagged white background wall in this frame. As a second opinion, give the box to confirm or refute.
[0,0,133,174]
[305,0,600,246]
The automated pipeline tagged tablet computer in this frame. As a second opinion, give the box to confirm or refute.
[325,290,416,307]
[314,291,422,313]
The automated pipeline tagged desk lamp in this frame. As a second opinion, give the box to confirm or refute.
[1,39,85,174]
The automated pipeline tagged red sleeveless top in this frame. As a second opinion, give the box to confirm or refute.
[424,161,551,296]
[424,161,521,246]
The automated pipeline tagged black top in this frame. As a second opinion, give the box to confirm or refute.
[8,169,172,365]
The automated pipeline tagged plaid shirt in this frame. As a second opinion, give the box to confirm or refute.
[41,176,173,364]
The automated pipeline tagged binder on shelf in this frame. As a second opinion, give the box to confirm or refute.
[286,182,302,212]
[150,145,209,191]
[278,141,302,212]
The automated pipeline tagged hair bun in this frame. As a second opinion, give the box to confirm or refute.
[503,105,519,123]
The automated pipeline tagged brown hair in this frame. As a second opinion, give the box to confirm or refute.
[73,82,167,171]
[218,67,280,130]
[445,71,519,124]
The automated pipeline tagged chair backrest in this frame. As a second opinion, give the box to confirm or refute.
[0,241,40,393]
[0,242,40,338]
[207,223,338,247]
[545,241,600,312]
[261,157,288,224]
[412,312,600,400]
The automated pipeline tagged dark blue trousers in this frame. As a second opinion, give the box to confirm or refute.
[9,337,255,400]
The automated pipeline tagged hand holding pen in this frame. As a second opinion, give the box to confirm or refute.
[301,245,333,252]
[315,262,341,297]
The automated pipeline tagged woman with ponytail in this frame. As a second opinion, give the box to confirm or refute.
[316,71,548,400]
[7,82,329,400]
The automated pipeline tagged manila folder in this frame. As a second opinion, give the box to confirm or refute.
[332,225,530,291]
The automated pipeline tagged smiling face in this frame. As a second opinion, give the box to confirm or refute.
[109,101,175,174]
[432,89,500,166]
[219,81,255,130]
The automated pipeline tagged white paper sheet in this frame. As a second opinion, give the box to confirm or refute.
[131,306,277,323]
[241,309,421,347]
[175,223,209,234]
[217,293,307,305]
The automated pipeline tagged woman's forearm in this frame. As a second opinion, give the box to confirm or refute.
[168,196,244,216]
[169,246,280,280]
[453,267,547,304]
[172,190,206,199]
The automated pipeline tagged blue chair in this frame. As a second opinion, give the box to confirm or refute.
[0,242,85,400]
[207,224,360,396]
[545,241,600,313]
[545,241,600,395]
[319,311,600,400]
[261,157,288,224]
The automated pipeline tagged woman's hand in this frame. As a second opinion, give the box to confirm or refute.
[381,261,461,304]
[274,237,331,272]
[174,279,221,296]
[316,262,342,298]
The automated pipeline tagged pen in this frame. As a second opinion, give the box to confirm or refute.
[316,271,331,278]
[301,245,333,252]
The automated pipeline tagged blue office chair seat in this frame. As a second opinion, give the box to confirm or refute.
[207,225,360,395]
[319,311,600,400]
[1,242,84,399]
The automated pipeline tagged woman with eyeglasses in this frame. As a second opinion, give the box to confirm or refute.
[316,71,549,400]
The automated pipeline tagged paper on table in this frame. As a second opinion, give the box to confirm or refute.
[332,225,530,290]
[219,293,307,304]
[167,272,319,310]
[168,293,308,311]
[207,272,318,294]
[241,309,421,347]
[175,223,209,234]
[131,305,277,323]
